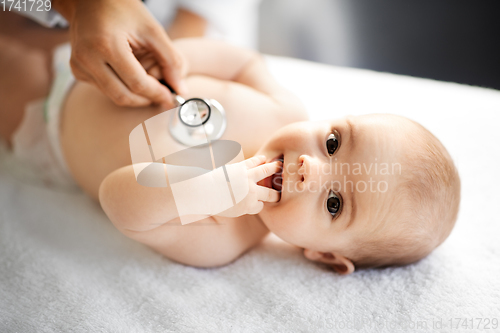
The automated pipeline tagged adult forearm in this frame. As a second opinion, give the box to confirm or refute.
[51,0,78,22]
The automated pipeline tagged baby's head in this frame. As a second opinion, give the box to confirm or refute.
[257,114,460,274]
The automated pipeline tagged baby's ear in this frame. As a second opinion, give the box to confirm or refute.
[303,249,355,275]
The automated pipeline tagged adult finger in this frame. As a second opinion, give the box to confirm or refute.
[108,42,175,107]
[256,186,280,203]
[136,53,161,78]
[137,54,157,71]
[69,56,94,83]
[145,28,188,95]
[89,61,151,107]
[250,161,281,182]
[147,65,162,80]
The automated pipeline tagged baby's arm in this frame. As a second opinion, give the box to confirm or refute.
[99,157,280,232]
[170,38,307,145]
[99,157,277,267]
[175,38,303,106]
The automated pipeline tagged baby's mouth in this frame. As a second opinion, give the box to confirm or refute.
[270,154,284,193]
[258,154,284,201]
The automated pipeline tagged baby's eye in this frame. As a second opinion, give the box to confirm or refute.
[326,132,339,156]
[327,191,342,218]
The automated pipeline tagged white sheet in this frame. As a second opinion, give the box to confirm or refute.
[1,56,499,332]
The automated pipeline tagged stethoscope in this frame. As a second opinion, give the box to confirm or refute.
[160,80,227,147]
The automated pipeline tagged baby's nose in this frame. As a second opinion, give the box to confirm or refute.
[298,155,322,190]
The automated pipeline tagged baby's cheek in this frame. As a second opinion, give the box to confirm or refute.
[260,205,289,230]
[265,206,312,243]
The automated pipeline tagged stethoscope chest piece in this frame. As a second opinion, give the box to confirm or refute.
[168,96,227,147]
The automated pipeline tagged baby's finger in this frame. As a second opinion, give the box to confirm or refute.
[248,201,264,215]
[244,155,266,169]
[250,161,281,182]
[256,186,280,203]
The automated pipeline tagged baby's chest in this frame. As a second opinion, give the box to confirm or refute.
[148,116,268,160]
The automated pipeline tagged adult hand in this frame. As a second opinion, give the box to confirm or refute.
[53,0,187,108]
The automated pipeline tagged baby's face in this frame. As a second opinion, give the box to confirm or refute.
[257,114,408,257]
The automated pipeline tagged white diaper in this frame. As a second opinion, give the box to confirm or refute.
[6,43,77,188]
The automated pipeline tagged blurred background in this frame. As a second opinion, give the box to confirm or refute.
[258,0,500,90]
[1,0,499,90]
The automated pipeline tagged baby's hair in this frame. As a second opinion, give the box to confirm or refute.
[349,118,461,269]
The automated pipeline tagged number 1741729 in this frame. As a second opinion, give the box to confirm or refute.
[2,0,51,12]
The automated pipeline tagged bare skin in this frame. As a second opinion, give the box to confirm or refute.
[0,14,297,267]
[0,11,68,145]
[0,7,206,146]
[1,36,457,272]
[60,39,308,267]
[52,0,186,108]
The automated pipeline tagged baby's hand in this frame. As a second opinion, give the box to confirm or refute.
[217,155,281,218]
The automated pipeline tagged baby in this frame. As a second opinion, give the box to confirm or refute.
[2,38,460,274]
